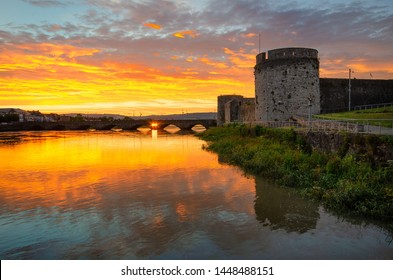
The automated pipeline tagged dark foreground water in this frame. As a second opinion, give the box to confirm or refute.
[0,131,392,259]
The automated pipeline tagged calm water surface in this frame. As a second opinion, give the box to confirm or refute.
[0,131,392,259]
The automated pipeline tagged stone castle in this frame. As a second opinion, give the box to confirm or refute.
[217,47,393,125]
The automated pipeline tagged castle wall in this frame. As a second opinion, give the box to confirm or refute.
[320,78,393,113]
[217,95,255,125]
[217,95,244,125]
[255,48,320,121]
[239,98,256,123]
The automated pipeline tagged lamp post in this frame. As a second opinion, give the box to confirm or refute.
[348,69,352,111]
[308,97,312,129]
[265,105,269,122]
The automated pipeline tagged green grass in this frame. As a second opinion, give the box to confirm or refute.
[198,124,393,226]
[316,106,393,128]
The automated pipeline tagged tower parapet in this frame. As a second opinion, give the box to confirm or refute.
[256,48,318,64]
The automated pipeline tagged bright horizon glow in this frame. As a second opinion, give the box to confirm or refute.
[1,0,392,115]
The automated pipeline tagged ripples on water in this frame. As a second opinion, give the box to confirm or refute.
[0,131,392,259]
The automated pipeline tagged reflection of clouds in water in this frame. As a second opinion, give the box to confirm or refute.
[53,168,259,259]
[216,210,250,225]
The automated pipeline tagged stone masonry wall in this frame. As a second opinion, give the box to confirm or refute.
[217,95,244,125]
[217,95,255,125]
[239,98,256,122]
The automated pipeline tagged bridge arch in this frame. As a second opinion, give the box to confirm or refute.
[190,124,208,132]
[163,124,181,133]
[151,119,216,131]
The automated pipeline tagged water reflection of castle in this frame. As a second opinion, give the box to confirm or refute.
[217,154,320,233]
[254,176,319,233]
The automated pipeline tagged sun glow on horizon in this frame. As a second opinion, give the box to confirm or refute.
[0,41,258,115]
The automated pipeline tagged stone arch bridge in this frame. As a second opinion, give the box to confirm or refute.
[0,119,217,132]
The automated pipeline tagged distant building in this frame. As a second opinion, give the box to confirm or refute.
[0,108,49,122]
[0,108,25,115]
[0,108,25,123]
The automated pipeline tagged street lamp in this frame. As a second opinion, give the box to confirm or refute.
[308,97,312,129]
[348,69,354,111]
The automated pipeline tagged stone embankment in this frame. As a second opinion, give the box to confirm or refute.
[300,131,393,165]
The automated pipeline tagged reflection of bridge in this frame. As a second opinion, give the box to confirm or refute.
[0,119,217,132]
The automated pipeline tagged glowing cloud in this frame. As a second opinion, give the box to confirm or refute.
[223,47,255,69]
[173,30,198,38]
[244,33,257,38]
[143,22,162,29]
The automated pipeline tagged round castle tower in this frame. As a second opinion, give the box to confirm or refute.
[254,48,320,121]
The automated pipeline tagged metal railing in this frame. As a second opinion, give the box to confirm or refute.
[353,103,393,111]
[306,120,362,133]
[244,117,393,135]
[252,121,301,129]
[307,118,393,135]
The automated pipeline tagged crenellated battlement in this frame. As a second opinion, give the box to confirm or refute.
[256,47,318,64]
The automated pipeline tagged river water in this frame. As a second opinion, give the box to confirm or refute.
[0,130,392,259]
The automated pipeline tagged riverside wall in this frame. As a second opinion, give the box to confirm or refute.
[320,78,393,113]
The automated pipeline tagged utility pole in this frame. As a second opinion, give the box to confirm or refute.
[308,97,312,129]
[348,69,352,111]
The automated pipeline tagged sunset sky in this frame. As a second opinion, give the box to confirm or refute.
[1,0,393,115]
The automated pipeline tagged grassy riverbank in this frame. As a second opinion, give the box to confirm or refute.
[198,125,393,226]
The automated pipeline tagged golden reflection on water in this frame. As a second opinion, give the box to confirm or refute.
[0,131,254,216]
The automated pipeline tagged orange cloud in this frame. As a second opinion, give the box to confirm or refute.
[198,57,229,69]
[143,22,162,29]
[223,47,255,68]
[16,43,99,58]
[182,71,199,75]
[173,30,198,38]
[244,33,257,38]
[318,56,393,79]
[0,43,104,83]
